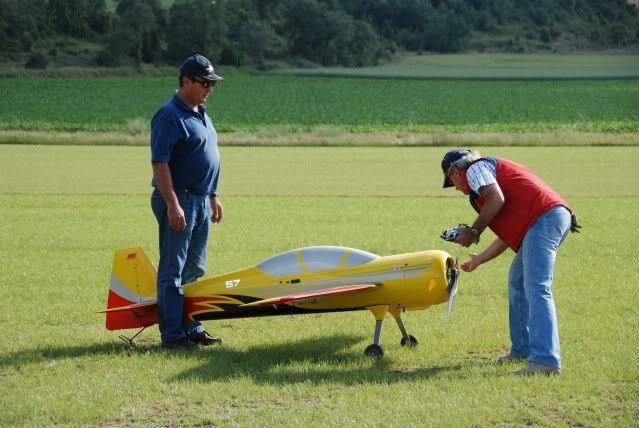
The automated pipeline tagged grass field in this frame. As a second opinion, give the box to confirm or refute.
[1,145,638,426]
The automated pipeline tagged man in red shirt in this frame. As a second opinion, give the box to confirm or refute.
[442,149,580,375]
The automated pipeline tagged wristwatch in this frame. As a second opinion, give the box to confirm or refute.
[469,227,481,243]
[210,192,218,198]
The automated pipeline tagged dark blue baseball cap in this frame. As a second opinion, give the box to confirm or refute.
[179,54,223,81]
[441,149,470,188]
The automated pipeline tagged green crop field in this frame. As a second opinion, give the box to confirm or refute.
[1,75,638,135]
[1,145,638,426]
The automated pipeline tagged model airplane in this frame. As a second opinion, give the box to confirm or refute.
[101,246,459,357]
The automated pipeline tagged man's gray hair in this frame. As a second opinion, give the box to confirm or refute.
[450,151,481,170]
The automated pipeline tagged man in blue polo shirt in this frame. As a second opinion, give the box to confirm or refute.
[150,54,224,349]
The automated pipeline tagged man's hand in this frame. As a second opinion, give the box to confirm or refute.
[461,253,482,272]
[168,202,186,231]
[461,238,509,273]
[211,196,223,224]
[455,226,478,247]
[152,162,187,231]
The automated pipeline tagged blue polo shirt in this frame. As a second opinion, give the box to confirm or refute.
[150,94,220,195]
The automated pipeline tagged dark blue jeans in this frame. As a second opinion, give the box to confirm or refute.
[151,188,210,343]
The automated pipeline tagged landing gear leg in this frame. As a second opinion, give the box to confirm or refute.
[390,307,418,347]
[364,305,389,358]
[396,317,418,347]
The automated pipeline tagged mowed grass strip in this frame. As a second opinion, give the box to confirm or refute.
[1,145,638,197]
[266,53,639,79]
[0,146,638,426]
[1,75,638,134]
[4,129,639,147]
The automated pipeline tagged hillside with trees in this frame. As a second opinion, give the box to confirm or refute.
[1,0,638,70]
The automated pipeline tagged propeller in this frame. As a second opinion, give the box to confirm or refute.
[440,225,462,318]
[447,245,460,319]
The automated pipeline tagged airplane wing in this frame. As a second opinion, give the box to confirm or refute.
[240,284,377,307]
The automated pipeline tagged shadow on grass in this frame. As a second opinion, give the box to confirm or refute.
[170,334,464,385]
[0,335,464,385]
[0,341,153,368]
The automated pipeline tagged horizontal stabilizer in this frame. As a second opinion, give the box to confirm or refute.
[101,298,158,330]
[241,284,377,307]
[98,301,157,314]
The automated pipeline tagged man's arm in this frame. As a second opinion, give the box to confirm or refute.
[456,183,505,247]
[461,237,509,272]
[152,161,186,231]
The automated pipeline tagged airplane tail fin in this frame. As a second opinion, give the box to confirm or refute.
[100,248,159,330]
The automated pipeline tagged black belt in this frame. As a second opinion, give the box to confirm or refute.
[175,187,207,196]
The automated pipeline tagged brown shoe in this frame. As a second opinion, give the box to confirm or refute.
[497,354,527,364]
[514,362,560,376]
[161,337,197,349]
[189,330,223,346]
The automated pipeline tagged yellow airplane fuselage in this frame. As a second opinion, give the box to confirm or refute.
[183,250,453,321]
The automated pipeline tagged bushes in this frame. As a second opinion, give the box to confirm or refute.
[25,50,48,69]
[4,0,639,69]
[608,22,628,45]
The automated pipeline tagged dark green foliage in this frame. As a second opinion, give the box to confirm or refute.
[98,0,166,65]
[423,5,469,52]
[0,0,50,45]
[20,32,35,52]
[219,46,245,67]
[25,50,49,69]
[475,11,496,32]
[608,22,628,45]
[48,47,60,60]
[2,0,638,67]
[281,0,384,66]
[165,0,225,63]
[47,0,88,37]
[47,0,111,37]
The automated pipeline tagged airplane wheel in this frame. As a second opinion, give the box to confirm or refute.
[364,344,384,358]
[400,335,418,347]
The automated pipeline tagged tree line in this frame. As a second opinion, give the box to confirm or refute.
[1,0,638,69]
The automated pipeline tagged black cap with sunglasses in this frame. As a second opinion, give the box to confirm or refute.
[179,54,224,82]
[441,148,471,188]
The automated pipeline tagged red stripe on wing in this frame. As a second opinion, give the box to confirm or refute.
[241,284,377,307]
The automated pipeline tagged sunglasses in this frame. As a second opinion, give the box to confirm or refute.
[191,77,216,88]
[446,167,455,183]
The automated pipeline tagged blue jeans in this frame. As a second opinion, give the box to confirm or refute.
[151,188,210,343]
[508,206,571,368]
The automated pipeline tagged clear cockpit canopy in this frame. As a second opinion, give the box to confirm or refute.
[256,246,379,276]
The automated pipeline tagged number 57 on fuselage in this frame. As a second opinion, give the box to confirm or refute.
[101,246,459,357]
